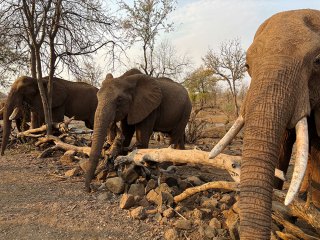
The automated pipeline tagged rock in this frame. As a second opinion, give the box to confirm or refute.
[209,218,222,229]
[186,176,204,186]
[119,165,139,184]
[138,197,150,207]
[174,219,192,230]
[65,167,80,177]
[163,208,175,218]
[79,159,90,173]
[60,150,75,165]
[223,208,239,240]
[120,194,135,209]
[97,192,113,202]
[178,179,192,191]
[145,179,157,193]
[232,201,239,214]
[164,176,179,187]
[134,195,142,202]
[164,228,179,240]
[146,185,174,206]
[130,206,147,220]
[192,208,205,221]
[199,208,212,218]
[105,177,125,194]
[128,183,145,197]
[154,212,162,222]
[199,225,217,238]
[96,169,108,181]
[201,198,218,209]
[220,194,233,205]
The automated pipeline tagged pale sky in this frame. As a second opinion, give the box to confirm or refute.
[118,0,320,76]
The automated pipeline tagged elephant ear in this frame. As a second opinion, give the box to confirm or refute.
[127,75,162,125]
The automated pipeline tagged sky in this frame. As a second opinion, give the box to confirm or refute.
[120,0,320,77]
[163,0,320,66]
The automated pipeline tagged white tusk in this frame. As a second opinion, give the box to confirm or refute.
[9,107,20,121]
[285,117,309,206]
[209,115,244,159]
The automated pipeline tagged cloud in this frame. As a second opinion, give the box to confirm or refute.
[164,0,320,66]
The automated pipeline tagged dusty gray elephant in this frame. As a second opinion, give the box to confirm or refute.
[209,9,320,239]
[1,76,98,155]
[85,69,192,190]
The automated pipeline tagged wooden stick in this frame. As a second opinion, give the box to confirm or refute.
[276,231,300,240]
[36,135,91,157]
[272,213,319,240]
[273,189,320,233]
[174,181,239,203]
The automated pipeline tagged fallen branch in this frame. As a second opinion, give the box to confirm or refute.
[273,189,320,233]
[174,181,239,203]
[17,117,74,137]
[276,231,300,240]
[272,212,319,240]
[120,148,285,183]
[36,135,91,157]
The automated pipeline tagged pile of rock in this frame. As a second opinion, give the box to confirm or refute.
[95,164,238,240]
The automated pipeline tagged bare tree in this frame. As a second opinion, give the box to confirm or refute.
[0,0,122,133]
[119,0,176,76]
[74,61,104,88]
[153,39,191,79]
[203,39,246,117]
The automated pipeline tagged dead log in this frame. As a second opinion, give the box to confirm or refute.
[120,148,285,183]
[36,135,91,157]
[276,231,300,240]
[272,212,320,240]
[17,117,74,137]
[273,189,320,233]
[174,181,239,203]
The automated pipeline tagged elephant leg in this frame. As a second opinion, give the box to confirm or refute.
[275,129,296,189]
[135,113,157,148]
[120,119,135,148]
[169,106,191,149]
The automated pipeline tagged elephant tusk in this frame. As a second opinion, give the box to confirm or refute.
[285,117,309,206]
[9,107,20,121]
[209,115,244,159]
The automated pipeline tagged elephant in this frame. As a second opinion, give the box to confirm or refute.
[0,98,30,132]
[85,69,192,191]
[209,9,320,239]
[1,76,99,155]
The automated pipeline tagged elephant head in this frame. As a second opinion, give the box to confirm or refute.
[1,76,68,155]
[210,9,320,239]
[85,69,162,191]
[1,76,40,155]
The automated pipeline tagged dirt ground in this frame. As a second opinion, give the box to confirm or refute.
[0,112,242,240]
[0,144,167,240]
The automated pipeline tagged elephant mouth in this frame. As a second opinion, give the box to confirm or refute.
[209,114,309,206]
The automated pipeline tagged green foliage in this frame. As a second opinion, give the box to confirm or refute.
[184,66,217,105]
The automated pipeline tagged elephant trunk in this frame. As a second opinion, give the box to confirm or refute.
[85,102,115,191]
[240,63,301,239]
[1,91,20,155]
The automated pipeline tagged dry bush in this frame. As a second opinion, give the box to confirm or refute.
[185,107,207,144]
